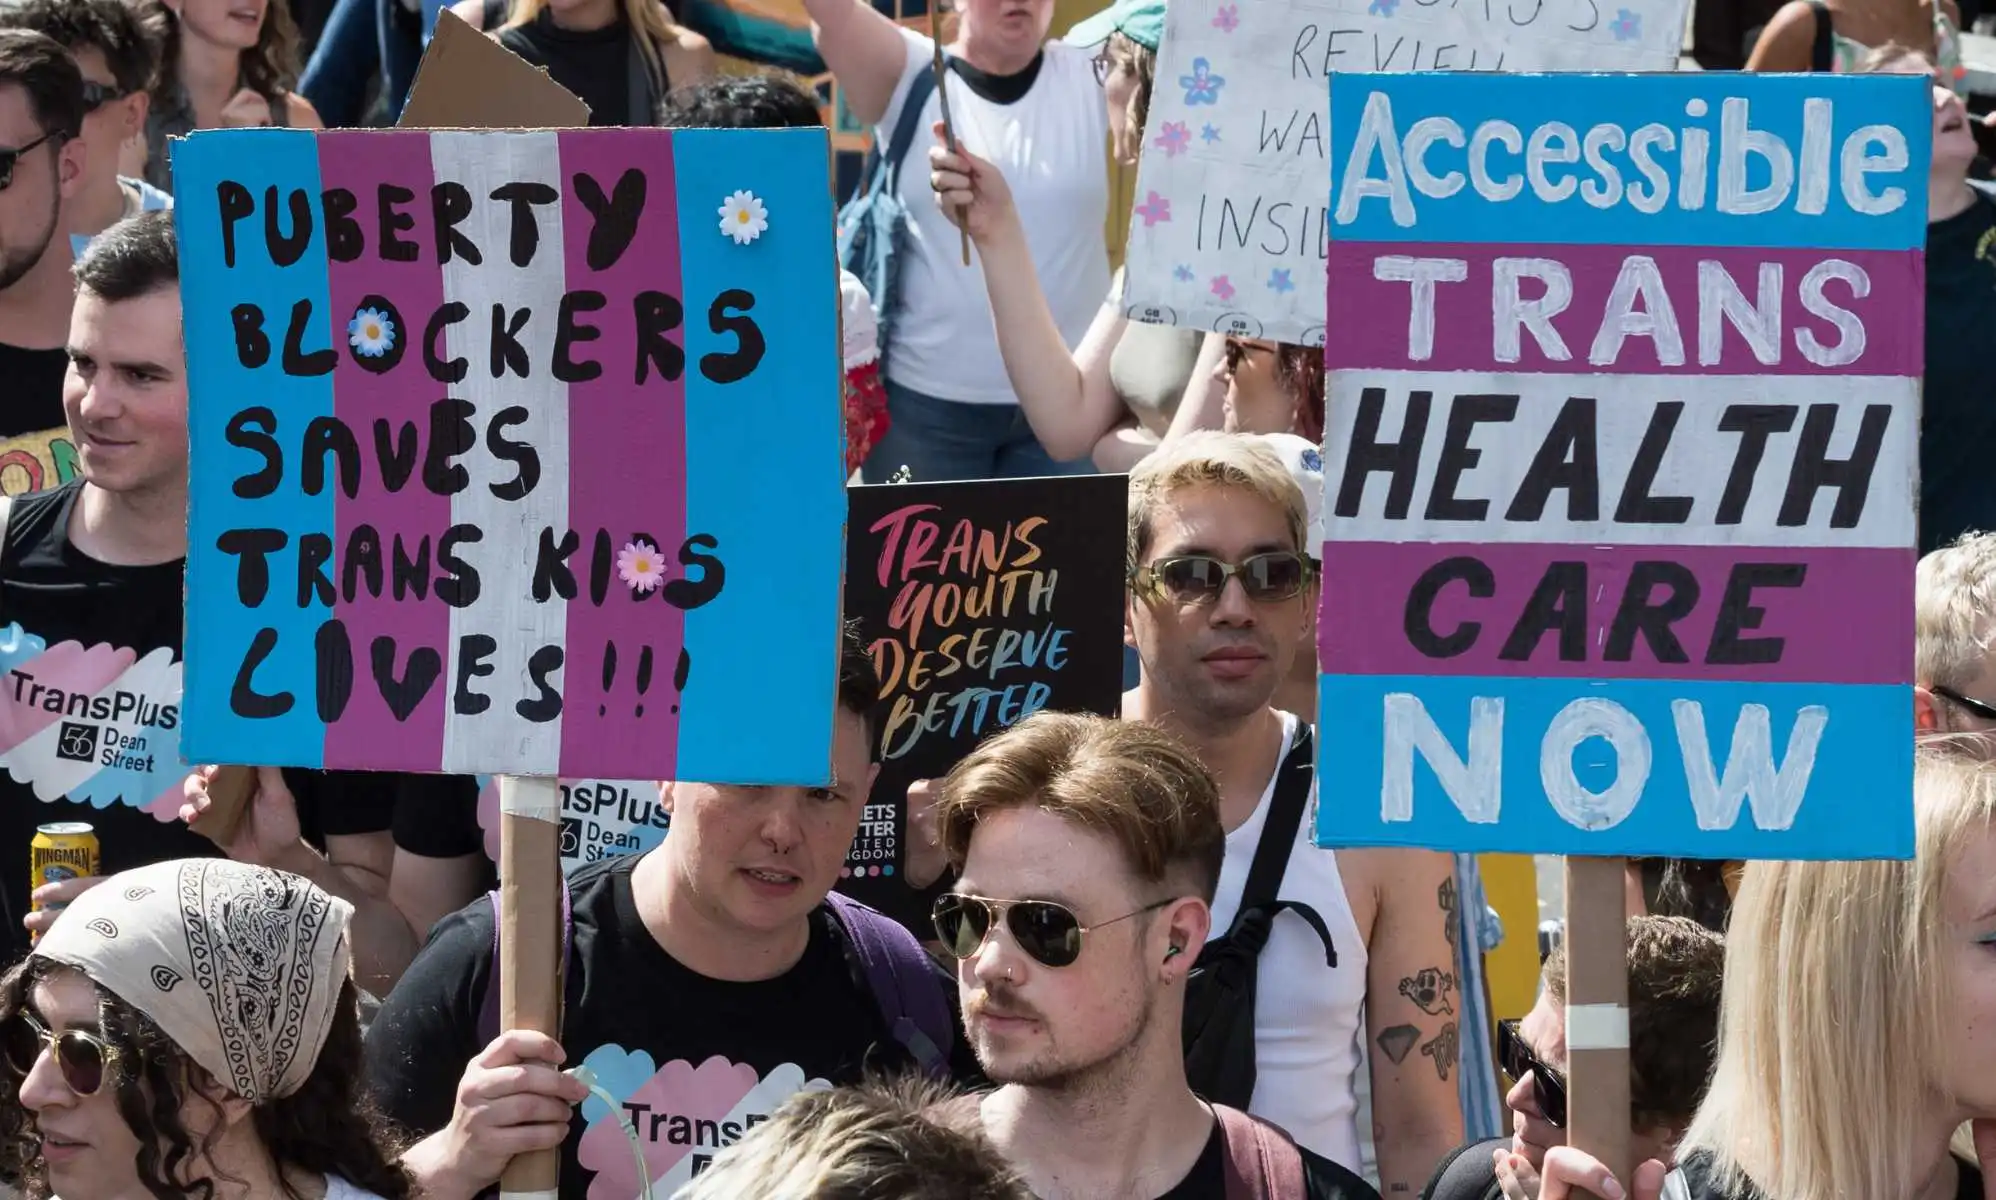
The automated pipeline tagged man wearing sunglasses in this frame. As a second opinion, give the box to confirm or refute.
[0,0,171,263]
[1424,916,1723,1200]
[931,710,1374,1199]
[0,30,87,501]
[1916,531,1996,746]
[1121,433,1464,1194]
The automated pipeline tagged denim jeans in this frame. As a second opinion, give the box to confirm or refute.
[298,0,424,125]
[859,378,1094,484]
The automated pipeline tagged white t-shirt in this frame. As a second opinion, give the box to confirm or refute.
[1206,711,1370,1170]
[325,1176,393,1200]
[874,27,1109,405]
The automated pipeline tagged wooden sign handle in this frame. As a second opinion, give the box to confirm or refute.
[1563,856,1632,1200]
[498,776,564,1200]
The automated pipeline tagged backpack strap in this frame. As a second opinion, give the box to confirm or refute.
[869,64,941,197]
[477,875,574,1049]
[1240,726,1315,913]
[825,891,954,1080]
[1806,0,1834,72]
[1215,1104,1308,1200]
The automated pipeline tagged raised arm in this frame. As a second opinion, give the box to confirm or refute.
[929,130,1131,460]
[1360,848,1468,1198]
[1744,0,1821,71]
[804,0,913,126]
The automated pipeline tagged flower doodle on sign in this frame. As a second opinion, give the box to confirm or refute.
[346,306,395,357]
[1154,120,1191,157]
[1267,268,1295,294]
[1180,58,1224,106]
[617,540,666,594]
[1134,191,1172,227]
[1201,123,1221,144]
[1368,0,1398,15]
[1610,8,1641,39]
[1174,265,1195,283]
[1211,4,1239,31]
[1210,275,1235,301]
[718,190,768,245]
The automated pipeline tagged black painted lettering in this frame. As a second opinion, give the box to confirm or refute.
[225,407,282,498]
[431,181,480,265]
[217,181,253,268]
[553,291,606,383]
[1498,562,1587,661]
[217,527,287,606]
[373,418,419,492]
[590,528,612,606]
[663,534,726,610]
[314,619,352,723]
[231,304,271,370]
[516,644,565,722]
[1426,393,1517,521]
[491,181,559,267]
[1716,405,1798,525]
[1403,556,1494,657]
[490,304,531,379]
[424,301,470,384]
[534,526,580,602]
[1335,386,1431,520]
[323,187,362,261]
[436,524,483,608]
[370,637,441,722]
[230,628,294,719]
[701,289,764,384]
[453,633,497,715]
[424,399,476,496]
[486,406,540,501]
[1708,563,1804,665]
[1612,402,1694,524]
[282,300,337,377]
[297,533,335,607]
[301,416,361,499]
[573,168,646,271]
[1603,561,1696,663]
[347,294,408,375]
[1506,396,1600,522]
[342,524,384,602]
[377,184,420,262]
[391,533,430,601]
[633,291,685,384]
[1778,403,1890,529]
[265,186,313,268]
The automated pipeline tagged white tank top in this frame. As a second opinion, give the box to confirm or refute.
[1205,711,1370,1170]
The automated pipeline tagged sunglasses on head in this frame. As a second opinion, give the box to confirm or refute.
[932,893,1173,969]
[3,1012,120,1097]
[1933,684,1996,723]
[1133,551,1313,606]
[1497,1018,1566,1128]
[0,131,58,191]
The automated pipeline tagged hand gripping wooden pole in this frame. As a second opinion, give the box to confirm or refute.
[1563,856,1633,1200]
[498,776,564,1200]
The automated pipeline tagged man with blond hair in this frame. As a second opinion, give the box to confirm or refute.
[931,711,1376,1199]
[1915,530,1996,740]
[1121,431,1463,1190]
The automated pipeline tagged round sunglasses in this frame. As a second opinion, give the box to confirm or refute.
[932,893,1173,969]
[1132,551,1314,607]
[1496,1018,1567,1128]
[3,1012,121,1097]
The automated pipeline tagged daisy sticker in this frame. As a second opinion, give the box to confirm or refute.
[718,190,769,245]
[617,540,666,594]
[347,306,396,357]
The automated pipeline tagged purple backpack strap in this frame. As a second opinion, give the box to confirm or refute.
[476,877,574,1049]
[825,891,953,1079]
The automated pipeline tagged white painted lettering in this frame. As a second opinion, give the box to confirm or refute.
[1493,258,1575,363]
[1795,258,1869,367]
[1540,698,1651,831]
[1698,260,1783,366]
[1374,255,1470,361]
[1382,693,1504,824]
[1672,701,1826,831]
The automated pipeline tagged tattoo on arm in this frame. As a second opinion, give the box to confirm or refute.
[1398,966,1457,1016]
[1439,877,1459,955]
[1420,1022,1460,1082]
[1376,1024,1420,1064]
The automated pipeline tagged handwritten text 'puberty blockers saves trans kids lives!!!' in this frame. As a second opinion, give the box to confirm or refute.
[173,127,847,784]
[1314,72,1928,862]
[1115,0,1689,344]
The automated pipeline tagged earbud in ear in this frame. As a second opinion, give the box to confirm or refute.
[1165,946,1184,961]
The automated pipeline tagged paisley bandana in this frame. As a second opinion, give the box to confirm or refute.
[33,858,354,1103]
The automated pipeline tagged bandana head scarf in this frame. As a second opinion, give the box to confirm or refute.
[31,858,354,1104]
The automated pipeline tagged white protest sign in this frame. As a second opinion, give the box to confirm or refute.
[1118,0,1691,343]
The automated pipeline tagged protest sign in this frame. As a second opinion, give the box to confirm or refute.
[1315,72,1928,862]
[838,475,1128,922]
[1117,0,1688,343]
[173,126,846,785]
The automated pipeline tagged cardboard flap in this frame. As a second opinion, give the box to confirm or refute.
[398,8,590,130]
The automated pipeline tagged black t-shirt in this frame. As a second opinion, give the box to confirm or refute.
[1149,1124,1378,1200]
[1675,1150,1983,1200]
[499,12,647,128]
[0,482,393,964]
[1920,182,1996,552]
[365,853,972,1199]
[0,343,73,497]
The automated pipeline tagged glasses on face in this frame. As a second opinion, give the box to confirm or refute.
[932,893,1173,969]
[1133,551,1313,606]
[3,1012,120,1097]
[1934,685,1996,724]
[79,81,127,113]
[1497,1018,1567,1129]
[1222,338,1275,376]
[0,131,58,191]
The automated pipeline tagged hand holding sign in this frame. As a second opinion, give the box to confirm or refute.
[928,130,1013,247]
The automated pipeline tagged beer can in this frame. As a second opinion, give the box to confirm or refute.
[30,823,99,928]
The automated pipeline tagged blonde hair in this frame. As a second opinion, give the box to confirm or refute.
[671,1076,1031,1200]
[1678,751,1996,1200]
[1126,431,1308,581]
[501,0,690,104]
[1916,531,1996,691]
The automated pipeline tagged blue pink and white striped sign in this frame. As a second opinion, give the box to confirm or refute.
[174,127,845,785]
[1315,72,1927,860]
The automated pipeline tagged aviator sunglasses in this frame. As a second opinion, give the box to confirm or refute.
[3,1012,121,1096]
[0,131,58,191]
[932,893,1173,969]
[1133,551,1314,606]
[1496,1018,1567,1128]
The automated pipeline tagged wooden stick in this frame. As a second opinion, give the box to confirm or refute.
[498,777,564,1200]
[1563,856,1633,1200]
[928,0,973,266]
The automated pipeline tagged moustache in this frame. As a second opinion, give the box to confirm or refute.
[967,984,1043,1025]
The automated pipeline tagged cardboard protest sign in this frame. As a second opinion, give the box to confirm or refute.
[1315,72,1927,860]
[839,475,1129,921]
[1117,0,1688,343]
[173,126,846,785]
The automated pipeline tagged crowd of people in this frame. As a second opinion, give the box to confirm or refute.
[0,0,1993,1195]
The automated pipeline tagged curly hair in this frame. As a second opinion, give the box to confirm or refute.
[0,958,410,1200]
[1270,343,1324,444]
[152,0,301,109]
